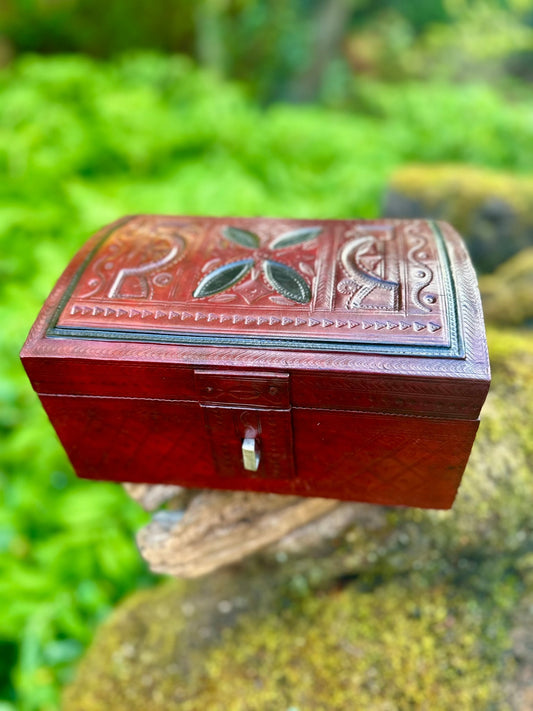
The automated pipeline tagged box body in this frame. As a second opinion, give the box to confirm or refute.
[21,216,490,509]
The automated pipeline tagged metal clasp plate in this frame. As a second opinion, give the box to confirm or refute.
[195,370,294,480]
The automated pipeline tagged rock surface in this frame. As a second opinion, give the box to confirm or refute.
[479,247,533,327]
[382,164,533,273]
[63,329,533,710]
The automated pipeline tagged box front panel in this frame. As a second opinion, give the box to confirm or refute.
[39,393,478,509]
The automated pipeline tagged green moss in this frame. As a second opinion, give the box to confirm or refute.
[486,326,533,365]
[387,164,533,273]
[480,248,533,326]
[198,582,513,711]
[63,573,515,711]
[390,164,533,230]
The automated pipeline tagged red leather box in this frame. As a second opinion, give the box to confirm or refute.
[21,215,490,509]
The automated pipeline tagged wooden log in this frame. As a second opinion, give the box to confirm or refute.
[125,485,371,578]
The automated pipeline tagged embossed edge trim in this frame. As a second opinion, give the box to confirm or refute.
[430,220,464,359]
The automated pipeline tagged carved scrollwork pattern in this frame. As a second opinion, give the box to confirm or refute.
[336,228,400,311]
[404,222,436,314]
[78,217,188,301]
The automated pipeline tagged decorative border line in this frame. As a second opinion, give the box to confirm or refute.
[431,221,463,359]
[47,220,464,359]
[66,303,443,333]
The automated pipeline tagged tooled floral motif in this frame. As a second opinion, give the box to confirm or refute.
[193,225,321,304]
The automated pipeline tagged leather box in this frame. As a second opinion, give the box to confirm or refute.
[21,215,490,509]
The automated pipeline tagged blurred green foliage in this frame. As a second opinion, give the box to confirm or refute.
[345,0,533,86]
[1,0,532,102]
[1,51,533,709]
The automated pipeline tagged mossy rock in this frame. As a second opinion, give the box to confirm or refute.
[61,573,514,711]
[382,164,533,273]
[63,329,533,711]
[480,247,533,327]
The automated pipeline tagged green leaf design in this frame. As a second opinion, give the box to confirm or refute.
[263,259,311,303]
[193,259,254,298]
[222,226,260,249]
[270,226,322,249]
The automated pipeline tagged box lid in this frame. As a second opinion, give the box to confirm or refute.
[53,215,461,355]
[21,215,490,419]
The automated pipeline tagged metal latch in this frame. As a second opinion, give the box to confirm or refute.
[242,436,260,472]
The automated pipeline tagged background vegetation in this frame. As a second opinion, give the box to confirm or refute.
[2,0,533,102]
[1,1,532,709]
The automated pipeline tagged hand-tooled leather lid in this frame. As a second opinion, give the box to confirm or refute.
[50,215,464,357]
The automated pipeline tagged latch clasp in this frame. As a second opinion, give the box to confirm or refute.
[242,436,260,472]
[194,369,294,480]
